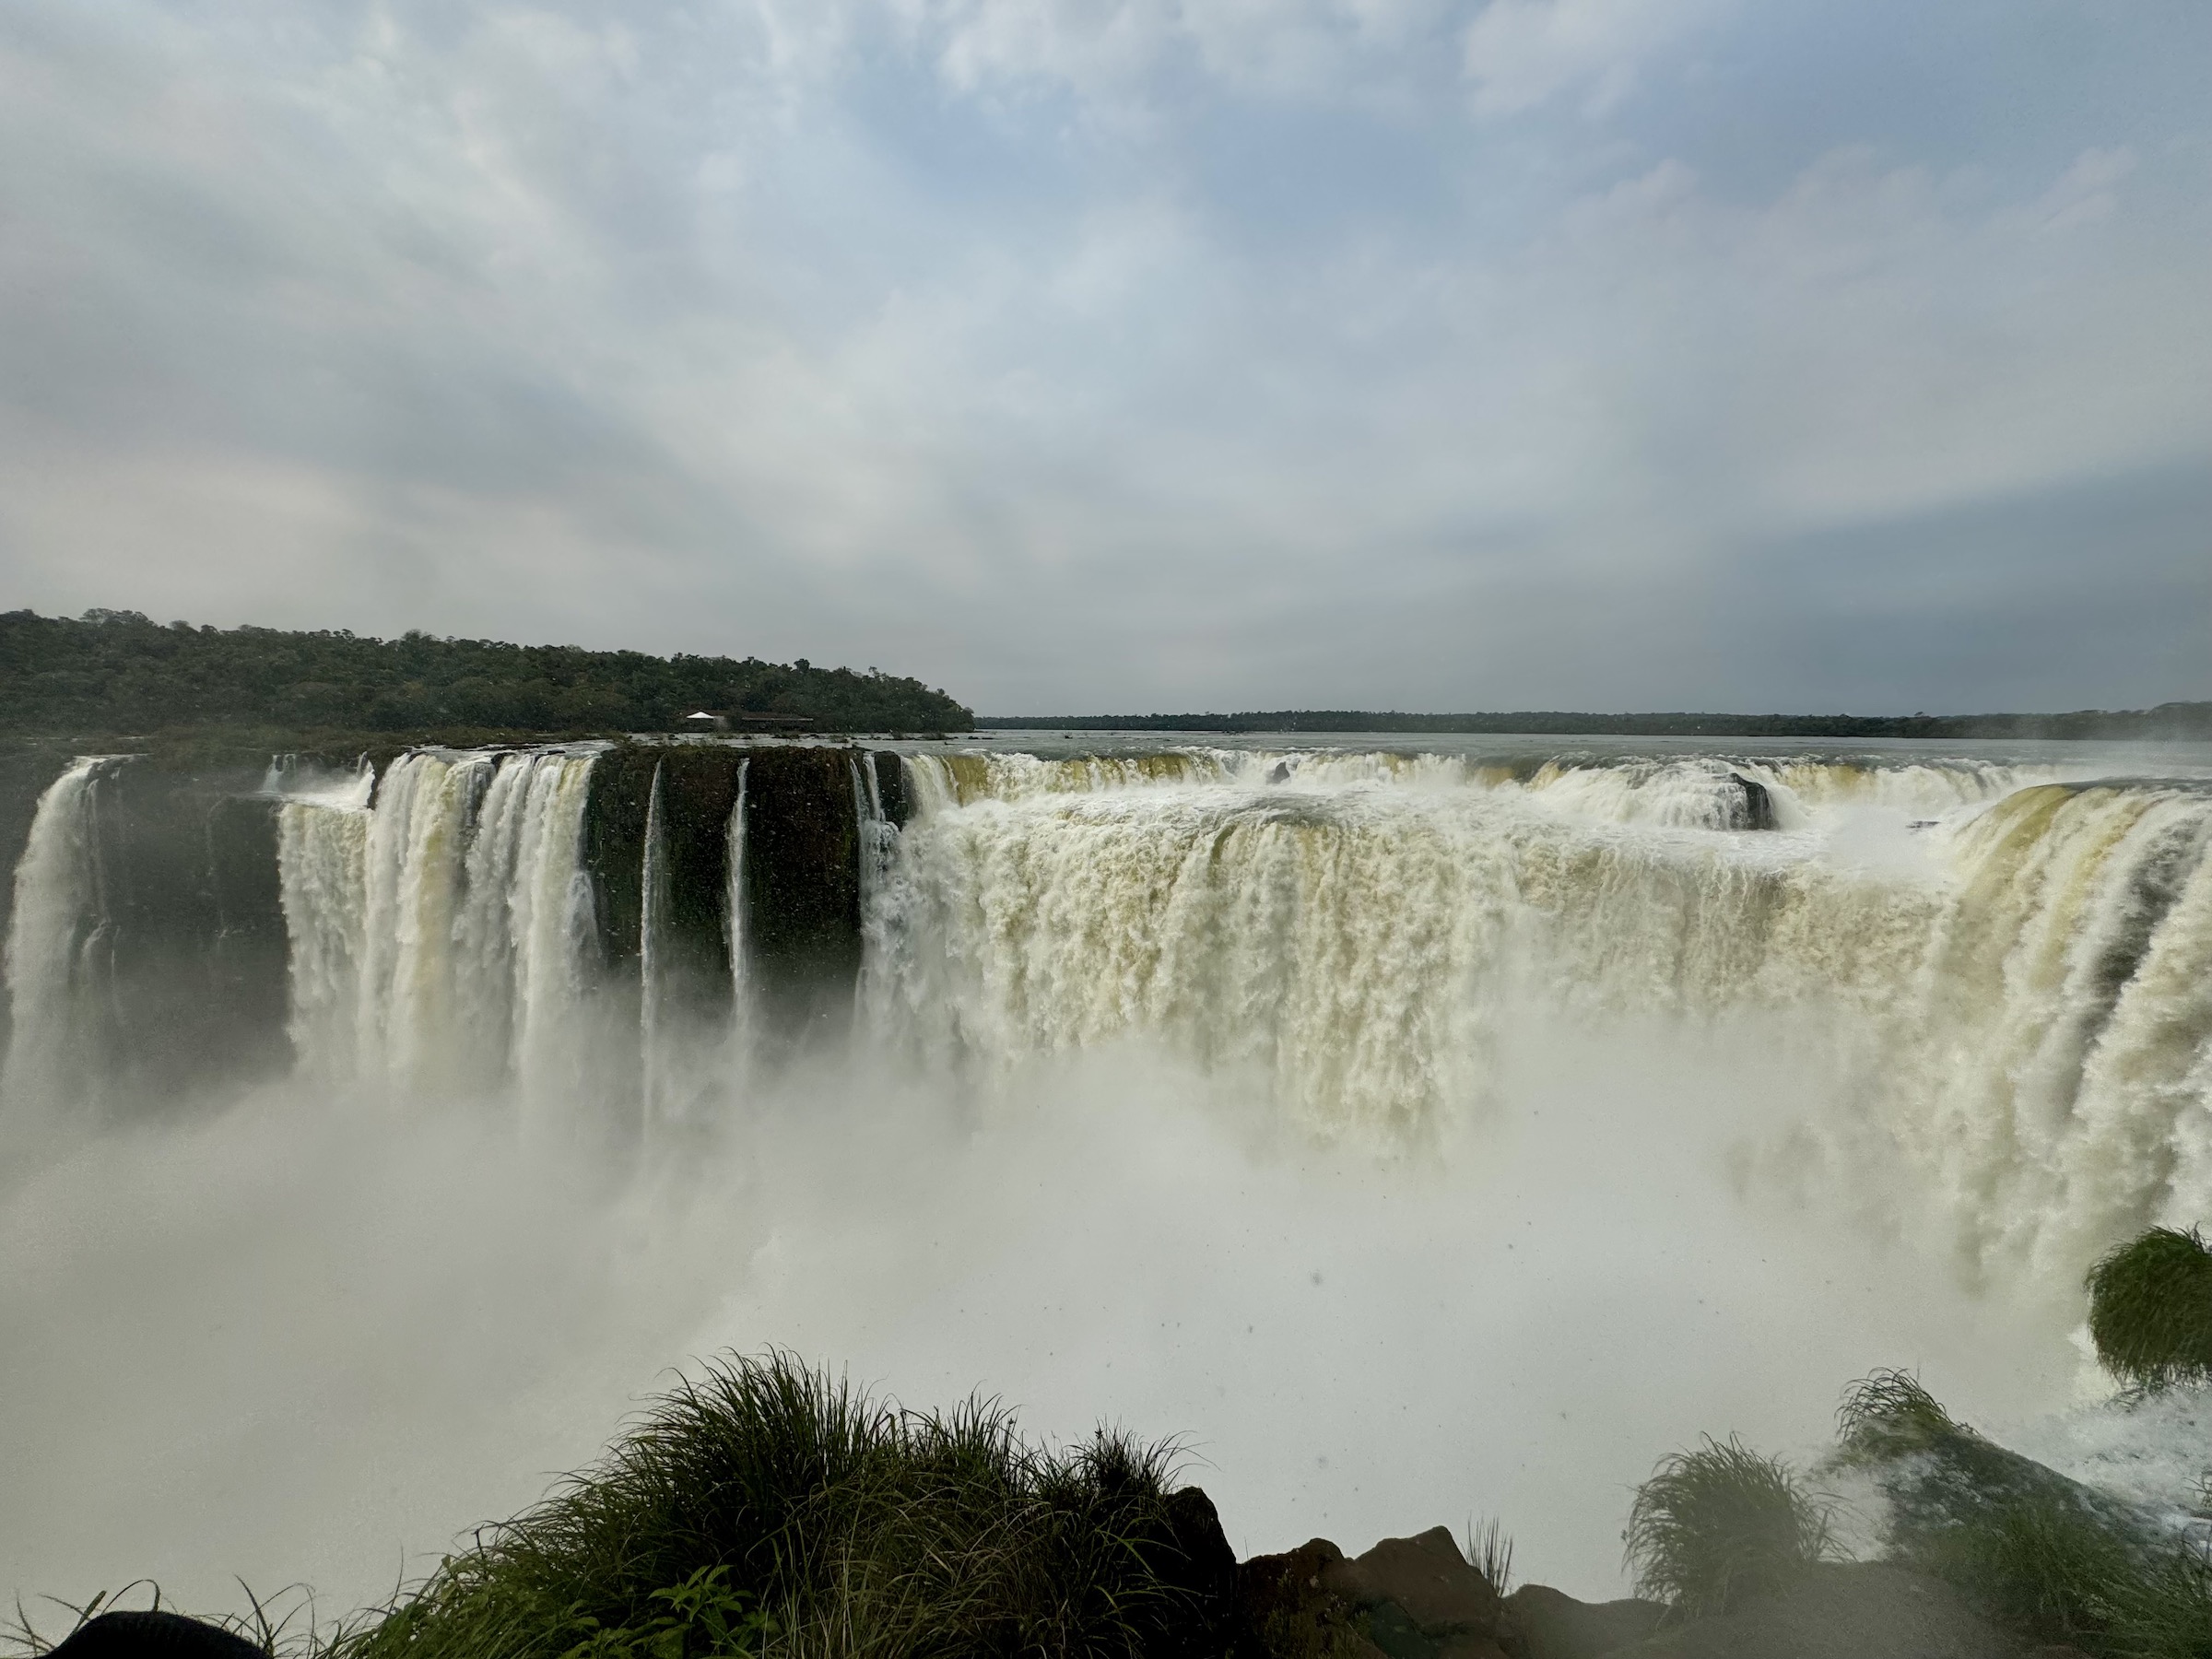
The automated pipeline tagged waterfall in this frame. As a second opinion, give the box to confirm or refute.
[900,749,2075,830]
[1,758,120,1119]
[274,762,373,1079]
[724,757,752,1065]
[276,748,600,1109]
[641,760,669,1129]
[15,734,2212,1281]
[874,759,2212,1277]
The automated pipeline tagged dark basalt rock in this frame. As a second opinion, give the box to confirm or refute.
[742,745,864,1042]
[1135,1486,1242,1658]
[1323,1528,1509,1659]
[869,749,912,827]
[1607,1563,2033,1659]
[1237,1529,1512,1659]
[1501,1584,1665,1658]
[26,758,292,1112]
[1728,773,1778,831]
[49,1609,265,1658]
[1236,1537,1387,1658]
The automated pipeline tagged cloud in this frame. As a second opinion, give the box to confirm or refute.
[0,0,2206,712]
[1460,0,1730,117]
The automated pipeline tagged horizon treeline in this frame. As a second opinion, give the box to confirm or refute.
[0,609,973,735]
[978,703,2212,740]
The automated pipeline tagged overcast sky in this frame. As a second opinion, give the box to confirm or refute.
[2,1,2207,714]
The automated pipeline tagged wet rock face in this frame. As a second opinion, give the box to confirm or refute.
[741,746,864,1040]
[53,760,291,1109]
[1728,773,1778,831]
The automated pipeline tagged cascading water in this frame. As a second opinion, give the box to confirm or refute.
[11,737,2211,1286]
[273,760,374,1080]
[881,751,2212,1282]
[724,756,752,1067]
[641,760,670,1129]
[14,734,2212,1617]
[1,757,120,1119]
[276,748,600,1112]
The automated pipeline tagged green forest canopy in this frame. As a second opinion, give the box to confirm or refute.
[0,609,973,735]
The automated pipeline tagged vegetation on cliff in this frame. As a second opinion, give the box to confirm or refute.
[1823,1368,2212,1657]
[323,1351,1213,1659]
[21,1226,2212,1656]
[2088,1227,2212,1392]
[0,610,971,736]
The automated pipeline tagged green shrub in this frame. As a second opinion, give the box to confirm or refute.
[326,1351,1200,1659]
[1623,1437,1838,1618]
[2087,1227,2212,1391]
[1465,1519,1513,1599]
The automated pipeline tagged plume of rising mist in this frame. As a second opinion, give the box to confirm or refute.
[0,1011,2079,1622]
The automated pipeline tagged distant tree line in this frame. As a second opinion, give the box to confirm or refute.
[0,609,972,735]
[977,705,2212,740]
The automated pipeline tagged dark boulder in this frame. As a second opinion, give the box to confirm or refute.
[1608,1562,2034,1659]
[1235,1537,1388,1658]
[1234,1527,1512,1659]
[1502,1583,1665,1658]
[49,1609,265,1658]
[1728,773,1778,831]
[1322,1526,1509,1658]
[1138,1486,1242,1657]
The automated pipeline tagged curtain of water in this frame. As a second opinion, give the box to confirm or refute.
[1,758,119,1120]
[881,758,2212,1279]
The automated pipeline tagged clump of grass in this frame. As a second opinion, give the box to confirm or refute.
[1623,1437,1839,1618]
[324,1351,1208,1659]
[2108,1536,2212,1659]
[2087,1227,2212,1391]
[1832,1368,1975,1465]
[1912,1487,2137,1652]
[1465,1519,1513,1598]
[1828,1369,2212,1659]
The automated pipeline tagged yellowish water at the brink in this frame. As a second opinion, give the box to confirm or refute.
[884,749,2212,1286]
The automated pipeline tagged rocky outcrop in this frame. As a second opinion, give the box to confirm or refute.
[49,1608,265,1657]
[1230,1542,2042,1659]
[1607,1562,2035,1658]
[1235,1528,1513,1659]
[1502,1584,1664,1658]
[1727,773,1778,831]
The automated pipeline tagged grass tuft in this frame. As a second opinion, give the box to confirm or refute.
[1829,1369,2212,1659]
[1832,1369,1974,1465]
[1622,1437,1838,1618]
[2087,1227,2212,1392]
[315,1351,1205,1659]
[1465,1519,1513,1599]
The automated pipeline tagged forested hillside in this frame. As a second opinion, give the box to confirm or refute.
[0,609,971,735]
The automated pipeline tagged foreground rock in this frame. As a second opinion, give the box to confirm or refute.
[1235,1527,1511,1657]
[1502,1584,1665,1658]
[1230,1535,2044,1659]
[1509,1563,2039,1659]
